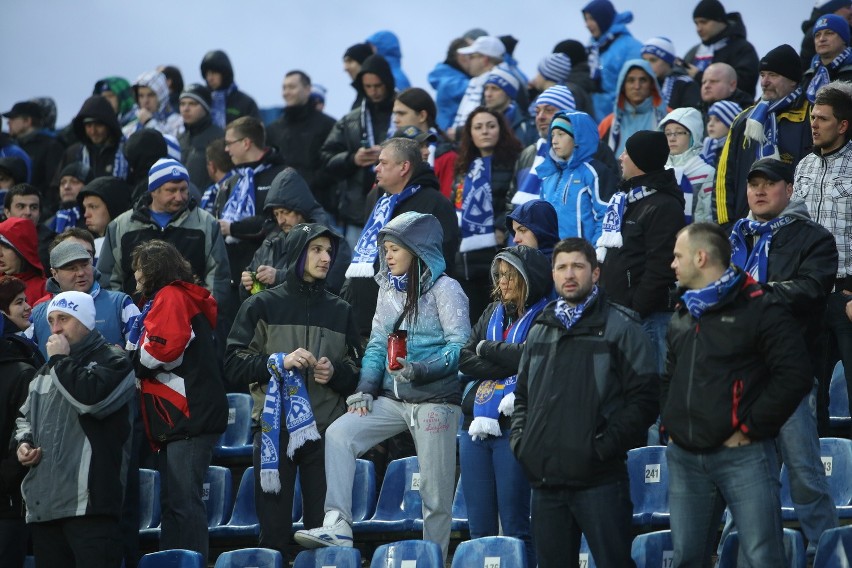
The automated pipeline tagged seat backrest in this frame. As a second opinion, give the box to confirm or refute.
[370,540,443,568]
[352,458,378,523]
[451,536,527,568]
[138,468,161,530]
[293,472,303,523]
[627,446,669,517]
[829,363,849,419]
[372,457,422,521]
[204,466,233,528]
[293,547,362,568]
[814,525,852,568]
[631,530,673,568]
[818,438,852,507]
[138,549,204,568]
[228,467,258,526]
[218,393,253,448]
[213,548,283,568]
[718,528,805,568]
[452,476,467,522]
[579,536,597,568]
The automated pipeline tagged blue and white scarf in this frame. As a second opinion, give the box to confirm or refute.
[345,184,420,277]
[743,87,803,160]
[260,353,321,494]
[389,271,408,292]
[81,138,129,180]
[125,299,152,350]
[660,74,693,108]
[200,171,235,214]
[595,186,657,262]
[210,83,237,129]
[729,216,795,283]
[469,297,549,440]
[700,135,726,167]
[554,284,599,329]
[221,163,271,243]
[360,99,396,149]
[588,33,619,84]
[692,38,729,72]
[458,156,497,253]
[682,266,743,319]
[511,139,548,205]
[52,206,81,234]
[807,48,852,103]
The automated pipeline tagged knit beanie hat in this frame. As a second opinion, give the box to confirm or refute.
[693,0,727,22]
[625,130,669,173]
[814,14,851,45]
[58,161,93,184]
[344,43,373,64]
[553,40,589,66]
[759,44,803,84]
[46,291,96,331]
[708,100,743,127]
[534,85,576,112]
[484,68,520,99]
[641,37,677,66]
[538,53,573,83]
[550,116,574,137]
[582,0,617,34]
[148,158,189,193]
[179,83,212,114]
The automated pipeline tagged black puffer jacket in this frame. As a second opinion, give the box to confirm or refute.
[320,55,396,225]
[598,168,686,317]
[199,50,260,124]
[661,271,813,451]
[179,114,224,189]
[458,246,552,430]
[511,290,659,488]
[684,12,760,97]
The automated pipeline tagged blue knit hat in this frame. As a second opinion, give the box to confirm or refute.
[641,37,677,66]
[814,14,851,45]
[484,68,520,99]
[148,158,189,193]
[582,0,616,34]
[550,116,574,137]
[537,53,573,82]
[707,100,742,127]
[534,85,576,112]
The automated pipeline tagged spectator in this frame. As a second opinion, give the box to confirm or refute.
[800,0,852,69]
[57,96,128,182]
[124,129,175,205]
[529,53,574,95]
[505,199,560,256]
[428,37,472,131]
[93,76,137,127]
[200,50,261,127]
[157,65,185,111]
[0,276,36,337]
[366,31,411,90]
[697,62,755,114]
[342,43,373,110]
[553,39,597,116]
[123,71,183,139]
[3,183,54,272]
[803,14,852,102]
[0,158,29,199]
[0,134,31,185]
[199,139,234,215]
[178,83,224,189]
[659,107,716,222]
[43,162,92,237]
[0,217,46,305]
[485,69,537,147]
[77,177,132,262]
[452,36,507,131]
[641,37,701,109]
[699,100,742,168]
[127,240,228,564]
[2,101,64,200]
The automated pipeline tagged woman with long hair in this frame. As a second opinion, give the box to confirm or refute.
[127,240,228,565]
[452,106,523,321]
[294,211,470,562]
[457,245,552,568]
[393,88,458,198]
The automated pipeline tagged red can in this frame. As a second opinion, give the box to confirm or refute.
[387,330,408,370]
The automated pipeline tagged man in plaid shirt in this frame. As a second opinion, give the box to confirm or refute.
[793,80,852,436]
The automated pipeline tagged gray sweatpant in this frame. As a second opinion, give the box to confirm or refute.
[323,397,460,560]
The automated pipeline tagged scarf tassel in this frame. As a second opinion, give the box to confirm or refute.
[260,469,282,494]
[286,424,321,459]
[468,416,502,441]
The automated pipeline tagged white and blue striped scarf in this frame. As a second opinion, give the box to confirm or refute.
[511,138,548,205]
[469,297,549,440]
[730,215,795,283]
[692,38,729,72]
[660,74,693,107]
[221,163,271,242]
[260,353,320,494]
[345,184,420,277]
[52,206,81,234]
[458,156,497,253]
[554,284,599,329]
[807,48,852,103]
[200,171,234,214]
[210,83,237,128]
[743,87,803,160]
[700,135,726,167]
[595,186,657,262]
[81,138,129,180]
[682,266,742,319]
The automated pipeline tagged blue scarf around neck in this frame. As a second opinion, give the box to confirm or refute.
[700,135,727,167]
[389,271,408,292]
[729,215,795,283]
[512,138,548,205]
[81,137,128,180]
[743,87,803,160]
[554,284,599,330]
[126,299,152,350]
[692,37,729,72]
[595,185,657,261]
[807,48,852,103]
[200,171,235,214]
[682,266,743,319]
[221,163,271,242]
[458,156,497,253]
[52,206,81,234]
[210,83,237,129]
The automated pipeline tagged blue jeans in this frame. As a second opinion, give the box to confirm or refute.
[459,430,534,568]
[531,476,634,568]
[667,440,785,568]
[642,312,671,445]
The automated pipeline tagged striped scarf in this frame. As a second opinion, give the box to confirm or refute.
[52,206,81,234]
[807,48,852,103]
[729,215,795,283]
[81,138,129,180]
[457,156,497,253]
[682,266,742,319]
[743,87,803,160]
[511,138,548,205]
[692,38,729,72]
[210,83,237,128]
[200,171,235,214]
[700,135,726,167]
[221,163,271,242]
[554,284,599,329]
[595,186,657,261]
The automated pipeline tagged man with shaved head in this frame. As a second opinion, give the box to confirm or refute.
[699,63,754,115]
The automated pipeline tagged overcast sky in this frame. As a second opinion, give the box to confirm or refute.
[2,0,813,127]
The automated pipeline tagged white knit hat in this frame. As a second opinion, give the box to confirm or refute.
[46,291,96,330]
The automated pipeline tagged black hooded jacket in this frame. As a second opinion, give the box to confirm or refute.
[76,176,132,234]
[599,168,686,318]
[320,54,396,225]
[458,246,553,429]
[684,12,760,98]
[179,114,224,190]
[199,50,260,124]
[57,96,123,184]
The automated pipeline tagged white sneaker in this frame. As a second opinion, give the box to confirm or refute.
[294,510,353,548]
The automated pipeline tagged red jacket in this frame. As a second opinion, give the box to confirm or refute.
[0,217,46,305]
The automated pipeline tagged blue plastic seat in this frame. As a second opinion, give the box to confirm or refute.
[830,363,850,430]
[814,525,852,568]
[293,459,376,532]
[213,393,254,458]
[717,528,806,568]
[209,467,260,539]
[138,468,161,531]
[214,547,282,568]
[631,530,673,568]
[292,547,362,568]
[354,457,421,533]
[781,437,852,520]
[627,445,670,526]
[579,535,598,568]
[450,476,468,532]
[370,540,443,568]
[204,465,233,529]
[138,549,204,568]
[451,536,527,568]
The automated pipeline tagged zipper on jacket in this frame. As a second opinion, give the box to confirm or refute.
[731,379,744,430]
[627,270,632,288]
[816,155,827,224]
[560,171,570,204]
